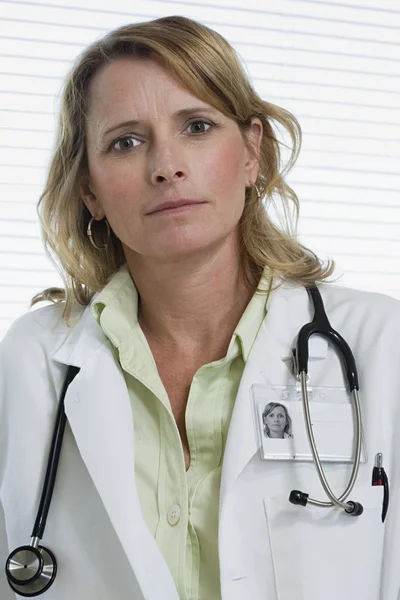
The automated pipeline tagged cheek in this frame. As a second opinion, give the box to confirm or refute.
[92,163,127,199]
[205,138,246,199]
[91,165,145,217]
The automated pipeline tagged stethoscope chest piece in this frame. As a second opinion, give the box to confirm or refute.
[5,544,57,597]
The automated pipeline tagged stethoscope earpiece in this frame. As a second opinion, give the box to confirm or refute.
[5,544,57,596]
[289,490,364,517]
[344,501,364,517]
[289,490,309,507]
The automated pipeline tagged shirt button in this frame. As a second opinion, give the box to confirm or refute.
[167,504,181,526]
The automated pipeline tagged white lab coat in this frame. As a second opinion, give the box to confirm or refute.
[1,281,400,600]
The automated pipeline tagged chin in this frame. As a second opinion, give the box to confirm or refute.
[152,236,223,259]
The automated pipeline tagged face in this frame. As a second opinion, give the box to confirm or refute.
[266,407,287,435]
[81,57,262,265]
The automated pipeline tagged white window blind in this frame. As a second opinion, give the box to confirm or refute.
[1,0,399,341]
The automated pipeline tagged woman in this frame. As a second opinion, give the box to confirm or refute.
[1,15,399,600]
[262,402,293,439]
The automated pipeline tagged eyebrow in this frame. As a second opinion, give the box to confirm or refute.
[102,106,218,138]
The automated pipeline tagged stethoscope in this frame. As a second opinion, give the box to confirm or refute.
[5,285,363,596]
[289,286,363,517]
[5,364,80,597]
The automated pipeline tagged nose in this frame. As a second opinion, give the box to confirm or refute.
[149,137,188,186]
[150,163,187,196]
[152,169,185,185]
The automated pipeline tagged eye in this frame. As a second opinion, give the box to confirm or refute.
[111,136,139,152]
[186,119,213,135]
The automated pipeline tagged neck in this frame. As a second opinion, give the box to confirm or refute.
[269,431,284,438]
[123,235,257,358]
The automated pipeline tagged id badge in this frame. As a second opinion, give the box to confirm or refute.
[251,383,367,463]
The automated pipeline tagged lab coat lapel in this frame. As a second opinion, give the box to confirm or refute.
[52,303,179,600]
[220,283,327,508]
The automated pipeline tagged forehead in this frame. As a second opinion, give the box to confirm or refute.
[86,57,210,124]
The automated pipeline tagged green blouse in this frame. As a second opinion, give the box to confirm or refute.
[92,263,270,600]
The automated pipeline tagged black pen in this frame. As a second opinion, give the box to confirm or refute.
[372,453,389,523]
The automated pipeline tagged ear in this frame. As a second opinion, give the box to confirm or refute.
[244,117,263,184]
[80,174,105,219]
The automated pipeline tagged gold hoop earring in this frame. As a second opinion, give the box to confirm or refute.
[249,181,262,200]
[87,216,110,250]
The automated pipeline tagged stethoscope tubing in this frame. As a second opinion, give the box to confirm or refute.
[293,285,363,514]
[32,365,80,539]
[300,372,362,509]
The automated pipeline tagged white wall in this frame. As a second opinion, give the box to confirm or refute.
[1,0,399,340]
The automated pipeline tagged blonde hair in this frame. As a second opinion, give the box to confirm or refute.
[31,15,334,324]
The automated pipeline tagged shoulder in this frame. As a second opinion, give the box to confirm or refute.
[0,302,85,363]
[319,282,399,314]
[318,283,400,337]
[315,285,400,391]
[272,280,400,361]
[275,279,400,336]
[279,278,399,325]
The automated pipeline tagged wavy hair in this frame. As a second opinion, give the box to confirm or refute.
[31,15,334,324]
[262,402,293,438]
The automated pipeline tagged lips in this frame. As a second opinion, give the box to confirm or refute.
[147,199,204,214]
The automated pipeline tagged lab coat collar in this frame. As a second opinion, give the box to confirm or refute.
[52,291,104,368]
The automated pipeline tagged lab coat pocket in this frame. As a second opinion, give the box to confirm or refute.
[263,487,384,600]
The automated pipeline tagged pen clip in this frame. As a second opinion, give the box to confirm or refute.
[372,453,389,523]
[382,470,389,523]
